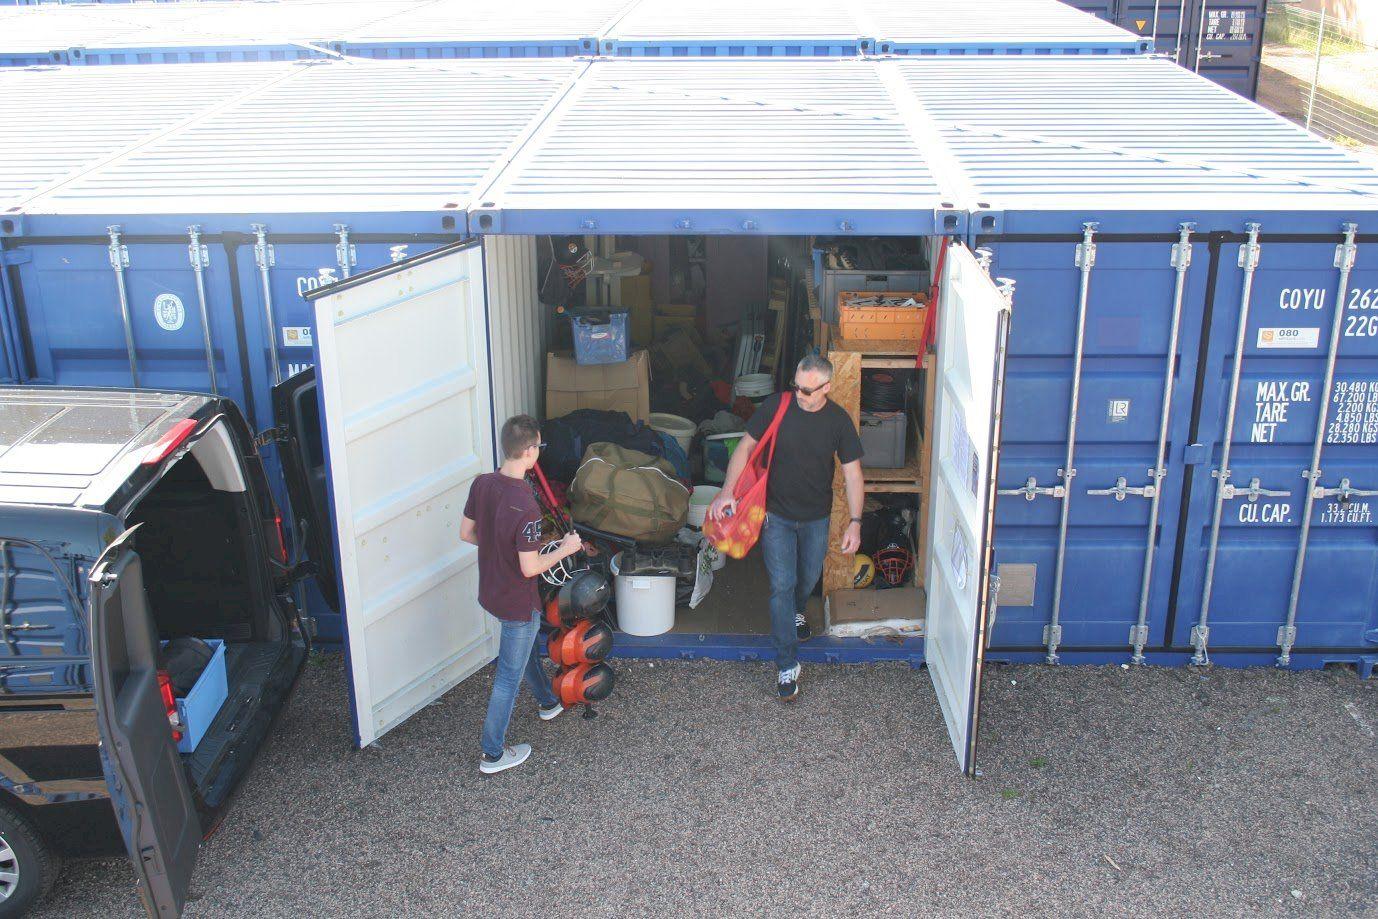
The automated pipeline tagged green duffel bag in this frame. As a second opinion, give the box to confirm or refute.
[569,443,690,544]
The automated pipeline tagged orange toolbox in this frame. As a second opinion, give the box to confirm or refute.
[837,290,929,341]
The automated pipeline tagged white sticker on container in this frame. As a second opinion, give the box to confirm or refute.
[1257,327,1319,349]
[153,293,185,332]
[947,404,980,498]
[282,326,313,348]
[949,520,970,592]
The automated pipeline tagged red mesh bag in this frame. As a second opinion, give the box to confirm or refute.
[703,393,791,560]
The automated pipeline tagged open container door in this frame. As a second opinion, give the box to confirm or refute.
[304,240,499,747]
[89,527,200,918]
[925,242,1014,776]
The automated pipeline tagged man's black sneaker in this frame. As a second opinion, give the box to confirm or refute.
[795,613,812,641]
[777,664,800,701]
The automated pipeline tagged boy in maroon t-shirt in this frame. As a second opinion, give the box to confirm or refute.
[462,415,582,774]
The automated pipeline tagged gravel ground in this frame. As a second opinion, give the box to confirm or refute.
[33,654,1378,918]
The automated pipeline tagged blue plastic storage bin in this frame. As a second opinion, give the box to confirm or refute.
[161,638,228,754]
[570,311,629,365]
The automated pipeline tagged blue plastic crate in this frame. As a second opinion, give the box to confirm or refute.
[161,638,228,754]
[570,311,629,365]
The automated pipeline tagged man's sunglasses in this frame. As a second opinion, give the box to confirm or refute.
[791,380,830,397]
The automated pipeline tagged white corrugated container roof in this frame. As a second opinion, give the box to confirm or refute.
[5,55,1377,236]
[885,56,1378,213]
[344,0,633,44]
[0,62,294,214]
[601,0,1144,55]
[18,60,584,219]
[469,58,957,235]
[864,0,1146,53]
[0,0,1144,61]
[603,0,869,50]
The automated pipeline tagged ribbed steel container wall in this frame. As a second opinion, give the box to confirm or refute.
[1063,0,1267,97]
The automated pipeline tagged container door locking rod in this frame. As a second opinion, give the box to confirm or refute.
[1041,222,1098,665]
[106,225,137,387]
[1193,223,1263,666]
[1279,223,1361,666]
[187,225,218,395]
[1083,224,1195,662]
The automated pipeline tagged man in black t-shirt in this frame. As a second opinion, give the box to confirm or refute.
[708,355,864,700]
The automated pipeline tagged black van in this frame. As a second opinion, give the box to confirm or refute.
[0,383,322,917]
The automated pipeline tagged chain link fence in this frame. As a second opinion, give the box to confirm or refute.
[1261,1,1378,153]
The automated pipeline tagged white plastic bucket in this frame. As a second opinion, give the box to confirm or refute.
[733,373,774,398]
[610,552,676,637]
[687,484,721,528]
[648,412,696,455]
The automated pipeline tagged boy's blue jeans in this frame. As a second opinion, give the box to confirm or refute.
[760,513,830,672]
[481,609,559,759]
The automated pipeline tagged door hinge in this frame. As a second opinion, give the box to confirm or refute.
[297,615,318,638]
[1128,624,1150,648]
[254,425,289,448]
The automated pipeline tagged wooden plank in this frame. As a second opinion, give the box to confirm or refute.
[914,362,937,593]
[830,333,922,357]
[822,350,861,596]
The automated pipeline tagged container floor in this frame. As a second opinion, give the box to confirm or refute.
[669,548,824,637]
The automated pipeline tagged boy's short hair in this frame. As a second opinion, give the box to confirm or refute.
[500,414,541,460]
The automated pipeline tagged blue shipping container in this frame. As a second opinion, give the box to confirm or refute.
[1062,0,1267,97]
[5,53,1377,773]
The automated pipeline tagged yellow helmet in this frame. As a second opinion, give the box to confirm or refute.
[852,553,875,589]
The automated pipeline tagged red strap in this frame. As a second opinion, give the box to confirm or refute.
[920,241,948,362]
[744,392,792,472]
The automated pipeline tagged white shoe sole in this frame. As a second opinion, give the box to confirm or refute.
[479,747,531,774]
[539,705,564,721]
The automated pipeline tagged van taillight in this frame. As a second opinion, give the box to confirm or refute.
[270,513,288,564]
[157,669,183,743]
[142,419,199,466]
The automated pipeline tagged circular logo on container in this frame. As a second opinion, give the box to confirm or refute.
[153,293,186,332]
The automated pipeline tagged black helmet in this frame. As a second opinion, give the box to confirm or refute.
[558,569,611,621]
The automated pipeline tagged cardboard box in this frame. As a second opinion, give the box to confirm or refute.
[546,349,650,422]
[656,303,698,319]
[621,275,654,346]
[620,275,653,311]
[828,587,925,625]
[653,314,698,340]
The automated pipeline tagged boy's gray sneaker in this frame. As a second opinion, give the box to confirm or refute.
[479,743,531,774]
[538,702,565,721]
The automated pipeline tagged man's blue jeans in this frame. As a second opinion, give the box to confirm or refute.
[760,513,830,672]
[481,609,559,759]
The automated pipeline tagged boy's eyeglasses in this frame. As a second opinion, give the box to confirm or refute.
[792,380,829,397]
